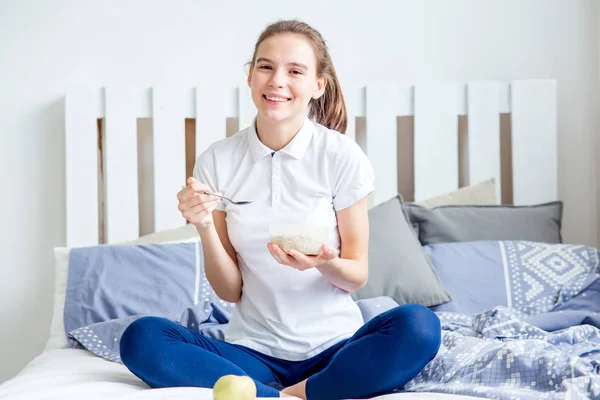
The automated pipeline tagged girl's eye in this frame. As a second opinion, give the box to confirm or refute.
[291,70,302,75]
[259,65,271,70]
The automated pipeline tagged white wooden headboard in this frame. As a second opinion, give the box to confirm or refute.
[64,80,557,248]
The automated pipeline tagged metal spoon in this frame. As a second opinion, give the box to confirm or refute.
[200,191,253,205]
[181,186,253,205]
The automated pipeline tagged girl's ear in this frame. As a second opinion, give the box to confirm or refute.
[247,66,253,87]
[312,76,327,99]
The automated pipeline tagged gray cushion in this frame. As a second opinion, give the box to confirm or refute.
[352,196,452,307]
[403,201,563,245]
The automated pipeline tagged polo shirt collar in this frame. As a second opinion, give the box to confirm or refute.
[248,116,315,161]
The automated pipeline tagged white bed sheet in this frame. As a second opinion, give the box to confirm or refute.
[0,349,480,400]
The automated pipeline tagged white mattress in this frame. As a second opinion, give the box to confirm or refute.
[0,349,480,400]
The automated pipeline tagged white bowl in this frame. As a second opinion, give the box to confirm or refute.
[269,224,329,255]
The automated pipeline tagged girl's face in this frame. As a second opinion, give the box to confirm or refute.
[248,33,326,125]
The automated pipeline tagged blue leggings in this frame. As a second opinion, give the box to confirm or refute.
[120,304,441,400]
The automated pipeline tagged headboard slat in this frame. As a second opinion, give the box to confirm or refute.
[467,81,502,202]
[65,87,99,247]
[510,80,558,205]
[238,85,256,130]
[195,86,227,159]
[104,87,139,243]
[365,85,400,207]
[152,86,187,232]
[343,86,365,142]
[413,82,460,201]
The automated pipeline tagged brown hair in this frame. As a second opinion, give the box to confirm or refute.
[248,20,348,133]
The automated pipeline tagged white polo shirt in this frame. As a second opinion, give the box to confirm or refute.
[193,116,375,361]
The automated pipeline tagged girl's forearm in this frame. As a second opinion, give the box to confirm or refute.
[316,257,368,293]
[197,224,243,303]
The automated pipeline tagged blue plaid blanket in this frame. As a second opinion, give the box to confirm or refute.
[404,306,600,399]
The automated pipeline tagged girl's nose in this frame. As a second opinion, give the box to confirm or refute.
[269,70,286,88]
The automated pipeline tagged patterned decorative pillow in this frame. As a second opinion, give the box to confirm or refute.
[68,301,232,363]
[425,240,600,316]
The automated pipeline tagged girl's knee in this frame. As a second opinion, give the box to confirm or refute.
[393,303,439,324]
[387,304,442,354]
[120,316,171,365]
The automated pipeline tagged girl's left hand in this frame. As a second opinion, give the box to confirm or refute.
[267,243,338,271]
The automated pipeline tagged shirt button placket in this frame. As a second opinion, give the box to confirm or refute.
[272,153,281,208]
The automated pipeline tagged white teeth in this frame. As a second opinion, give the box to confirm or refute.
[265,96,289,102]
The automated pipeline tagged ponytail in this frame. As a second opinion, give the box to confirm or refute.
[309,57,347,133]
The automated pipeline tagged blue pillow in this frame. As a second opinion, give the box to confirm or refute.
[425,241,600,316]
[354,296,399,323]
[64,241,235,339]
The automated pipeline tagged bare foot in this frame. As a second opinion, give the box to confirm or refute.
[281,379,307,399]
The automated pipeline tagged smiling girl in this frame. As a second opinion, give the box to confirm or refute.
[120,20,441,400]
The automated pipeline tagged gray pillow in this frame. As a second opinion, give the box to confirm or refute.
[403,201,563,245]
[352,196,452,307]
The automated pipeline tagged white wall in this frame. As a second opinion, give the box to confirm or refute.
[597,0,600,271]
[0,0,597,383]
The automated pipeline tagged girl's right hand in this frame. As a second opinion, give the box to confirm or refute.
[177,177,221,230]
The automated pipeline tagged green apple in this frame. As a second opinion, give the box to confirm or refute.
[213,374,257,400]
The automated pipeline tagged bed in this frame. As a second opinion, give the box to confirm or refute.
[4,79,599,400]
[0,349,478,400]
